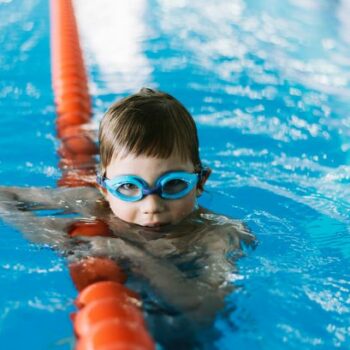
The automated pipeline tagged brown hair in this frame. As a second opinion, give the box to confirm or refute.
[98,88,201,175]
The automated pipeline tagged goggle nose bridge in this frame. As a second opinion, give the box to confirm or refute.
[141,185,162,197]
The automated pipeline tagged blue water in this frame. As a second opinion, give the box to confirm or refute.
[1,0,350,349]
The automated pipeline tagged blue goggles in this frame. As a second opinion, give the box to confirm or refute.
[97,170,206,202]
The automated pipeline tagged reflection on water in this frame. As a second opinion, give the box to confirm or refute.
[74,0,153,93]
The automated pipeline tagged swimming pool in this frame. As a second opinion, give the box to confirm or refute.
[1,0,350,349]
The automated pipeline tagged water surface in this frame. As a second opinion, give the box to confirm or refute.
[0,0,350,349]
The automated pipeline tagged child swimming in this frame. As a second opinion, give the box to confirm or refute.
[0,88,255,348]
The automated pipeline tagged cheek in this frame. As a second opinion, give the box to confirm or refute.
[105,192,135,222]
[168,191,197,221]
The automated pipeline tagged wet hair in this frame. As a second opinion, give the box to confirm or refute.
[98,88,201,176]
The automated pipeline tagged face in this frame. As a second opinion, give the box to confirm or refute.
[103,153,203,227]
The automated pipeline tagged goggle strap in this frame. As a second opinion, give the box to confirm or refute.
[198,167,209,181]
[96,175,105,187]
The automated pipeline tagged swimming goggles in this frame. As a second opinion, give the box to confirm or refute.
[97,169,208,202]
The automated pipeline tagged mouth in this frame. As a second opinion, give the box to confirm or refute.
[144,222,167,227]
[142,222,171,229]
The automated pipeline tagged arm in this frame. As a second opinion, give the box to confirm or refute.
[0,186,98,248]
[195,215,255,286]
[184,212,256,320]
[0,186,100,209]
[81,234,226,324]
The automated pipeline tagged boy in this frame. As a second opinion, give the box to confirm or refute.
[0,88,254,347]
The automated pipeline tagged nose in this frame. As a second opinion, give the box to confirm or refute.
[141,194,165,214]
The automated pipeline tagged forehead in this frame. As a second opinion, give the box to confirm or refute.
[106,153,194,179]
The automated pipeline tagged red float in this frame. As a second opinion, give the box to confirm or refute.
[76,281,140,309]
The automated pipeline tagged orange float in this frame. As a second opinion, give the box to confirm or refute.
[75,281,140,309]
[57,125,90,140]
[74,298,145,338]
[60,135,98,156]
[68,220,112,238]
[69,257,127,292]
[76,321,155,350]
[56,112,91,131]
[57,98,91,116]
[55,91,90,109]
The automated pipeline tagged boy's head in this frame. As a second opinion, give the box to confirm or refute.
[99,88,201,174]
[98,88,210,227]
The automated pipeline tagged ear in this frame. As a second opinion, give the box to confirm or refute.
[196,167,212,196]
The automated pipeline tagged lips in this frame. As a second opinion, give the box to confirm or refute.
[141,221,171,231]
[143,222,170,228]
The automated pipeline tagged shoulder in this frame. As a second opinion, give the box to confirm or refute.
[198,207,256,247]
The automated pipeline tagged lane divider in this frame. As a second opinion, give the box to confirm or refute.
[49,1,155,349]
[51,0,96,188]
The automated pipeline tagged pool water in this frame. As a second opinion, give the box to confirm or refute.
[1,0,350,349]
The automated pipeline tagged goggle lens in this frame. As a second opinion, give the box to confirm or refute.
[117,183,141,197]
[162,179,189,195]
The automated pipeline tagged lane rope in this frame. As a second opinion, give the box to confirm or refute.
[50,1,155,349]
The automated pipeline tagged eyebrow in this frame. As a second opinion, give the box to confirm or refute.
[105,168,195,180]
